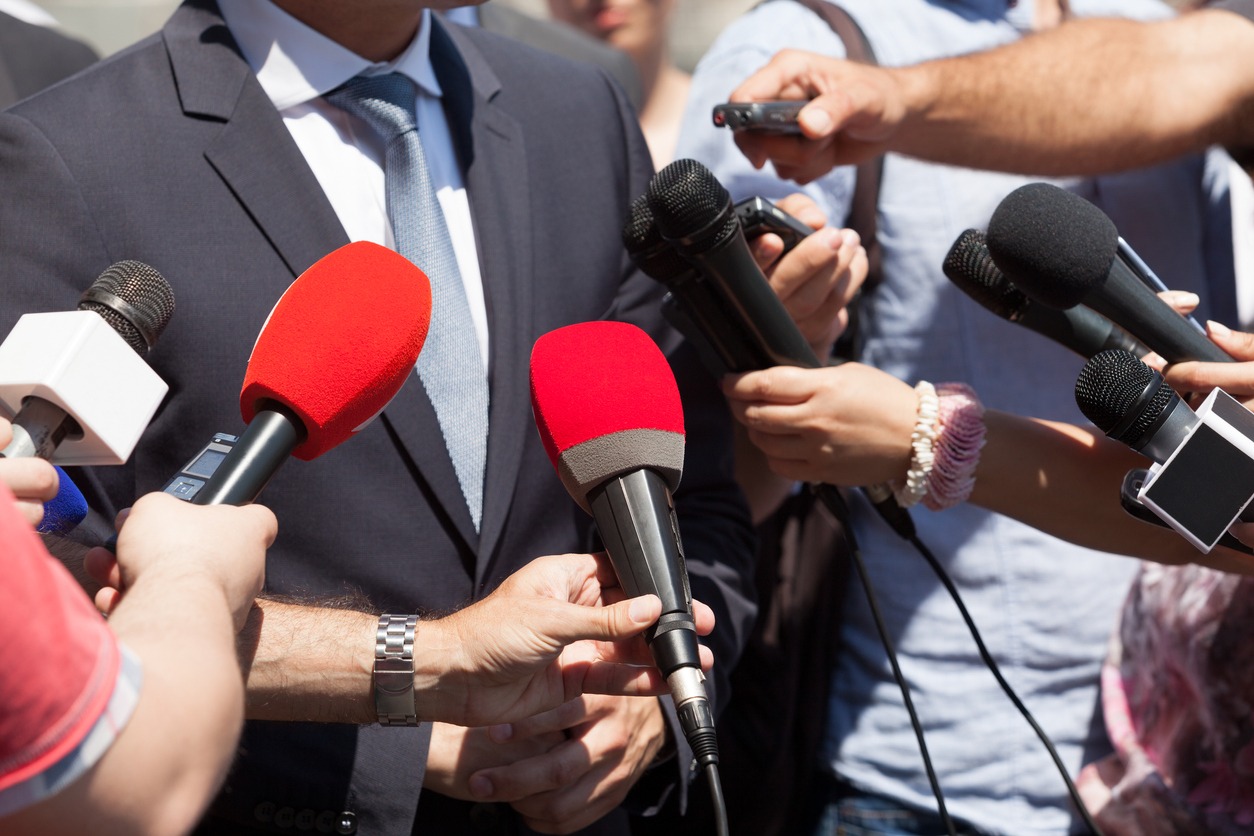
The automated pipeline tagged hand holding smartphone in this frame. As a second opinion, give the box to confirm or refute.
[712,101,805,134]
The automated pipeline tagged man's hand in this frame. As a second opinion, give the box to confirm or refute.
[730,49,908,184]
[748,193,867,359]
[412,552,715,728]
[464,695,667,834]
[423,721,565,801]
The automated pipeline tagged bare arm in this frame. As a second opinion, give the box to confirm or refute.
[732,10,1254,181]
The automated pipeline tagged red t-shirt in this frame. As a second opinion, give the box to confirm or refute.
[0,482,122,799]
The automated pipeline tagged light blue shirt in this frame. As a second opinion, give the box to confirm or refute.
[677,1,1236,832]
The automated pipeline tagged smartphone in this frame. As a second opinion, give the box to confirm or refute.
[162,432,238,502]
[712,101,805,133]
[734,196,814,253]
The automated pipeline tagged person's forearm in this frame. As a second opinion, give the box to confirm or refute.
[970,410,1254,573]
[237,597,473,725]
[7,572,248,836]
[891,12,1254,175]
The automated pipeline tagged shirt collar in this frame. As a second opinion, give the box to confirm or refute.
[217,0,442,111]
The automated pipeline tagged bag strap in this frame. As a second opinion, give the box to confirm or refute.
[782,0,884,294]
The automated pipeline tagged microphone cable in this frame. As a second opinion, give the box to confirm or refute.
[706,762,730,836]
[818,483,1103,836]
[903,530,1103,836]
[812,484,957,836]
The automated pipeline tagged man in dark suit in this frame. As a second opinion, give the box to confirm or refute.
[0,9,96,109]
[0,0,756,833]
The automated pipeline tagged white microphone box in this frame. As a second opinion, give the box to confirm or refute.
[0,311,168,464]
[1138,387,1254,552]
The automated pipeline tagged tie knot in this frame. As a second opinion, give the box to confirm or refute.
[326,73,418,142]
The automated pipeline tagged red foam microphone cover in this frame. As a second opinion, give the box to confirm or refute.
[241,241,431,460]
[530,321,684,511]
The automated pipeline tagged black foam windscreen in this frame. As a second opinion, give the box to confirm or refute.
[942,228,1029,321]
[986,183,1119,310]
[77,261,175,354]
[1075,349,1175,445]
[646,159,738,248]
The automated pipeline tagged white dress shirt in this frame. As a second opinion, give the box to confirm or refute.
[217,0,489,369]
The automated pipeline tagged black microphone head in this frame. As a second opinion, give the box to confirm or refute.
[1075,349,1175,445]
[622,194,694,285]
[986,183,1119,310]
[77,261,175,354]
[645,158,737,250]
[942,228,1030,321]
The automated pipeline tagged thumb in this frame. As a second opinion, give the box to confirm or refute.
[543,594,661,645]
[1207,320,1254,361]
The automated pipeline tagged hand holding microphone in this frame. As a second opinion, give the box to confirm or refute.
[530,321,720,770]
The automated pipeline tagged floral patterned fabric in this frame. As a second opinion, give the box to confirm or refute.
[1078,563,1254,834]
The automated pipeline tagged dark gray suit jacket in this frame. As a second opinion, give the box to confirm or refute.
[0,11,96,109]
[0,1,755,834]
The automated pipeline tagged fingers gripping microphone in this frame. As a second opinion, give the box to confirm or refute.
[0,261,174,463]
[634,159,913,538]
[529,321,719,769]
[192,242,432,505]
[943,228,1149,359]
[985,183,1231,363]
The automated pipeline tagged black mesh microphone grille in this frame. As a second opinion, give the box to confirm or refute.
[942,228,1028,321]
[646,158,738,245]
[986,183,1119,310]
[77,261,175,354]
[621,195,693,284]
[1075,349,1174,444]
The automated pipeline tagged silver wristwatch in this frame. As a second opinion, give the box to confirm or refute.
[374,614,419,726]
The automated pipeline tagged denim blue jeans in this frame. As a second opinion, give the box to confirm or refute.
[810,779,982,836]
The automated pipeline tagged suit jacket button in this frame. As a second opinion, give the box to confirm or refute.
[295,808,317,830]
[274,807,296,828]
[254,801,277,823]
[315,810,336,833]
[335,811,358,834]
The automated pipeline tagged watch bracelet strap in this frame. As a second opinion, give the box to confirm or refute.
[374,614,420,726]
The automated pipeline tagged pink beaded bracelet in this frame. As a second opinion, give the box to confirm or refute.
[923,382,987,511]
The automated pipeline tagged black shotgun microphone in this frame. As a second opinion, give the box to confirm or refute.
[943,228,1149,359]
[986,183,1231,364]
[0,261,174,462]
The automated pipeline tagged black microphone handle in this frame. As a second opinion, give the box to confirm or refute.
[192,400,305,506]
[1019,302,1148,359]
[680,227,821,369]
[1089,258,1231,363]
[587,467,699,676]
[587,467,719,767]
[664,272,772,373]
